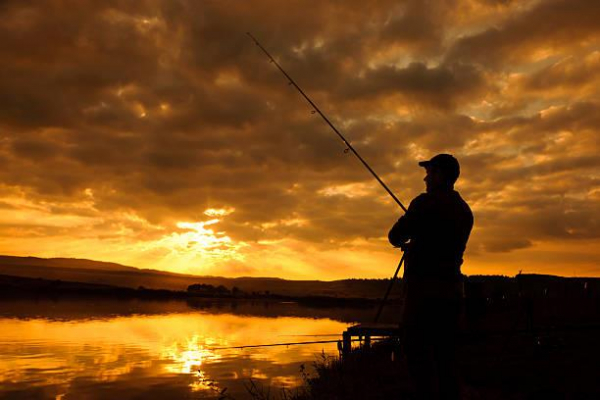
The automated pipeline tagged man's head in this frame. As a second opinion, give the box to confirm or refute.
[418,154,460,192]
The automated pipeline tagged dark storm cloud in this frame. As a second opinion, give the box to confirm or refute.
[379,3,443,53]
[0,0,598,276]
[447,0,600,67]
[339,62,489,110]
[456,102,600,253]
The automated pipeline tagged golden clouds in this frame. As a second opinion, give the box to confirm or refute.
[0,0,598,278]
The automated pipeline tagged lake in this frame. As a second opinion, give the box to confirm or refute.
[0,298,390,399]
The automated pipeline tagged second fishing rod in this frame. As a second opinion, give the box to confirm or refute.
[247,33,406,323]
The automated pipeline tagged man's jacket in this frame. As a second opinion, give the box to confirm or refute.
[389,189,473,283]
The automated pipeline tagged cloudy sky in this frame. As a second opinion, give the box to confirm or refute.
[0,0,598,279]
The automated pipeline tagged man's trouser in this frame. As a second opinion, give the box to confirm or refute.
[402,279,463,400]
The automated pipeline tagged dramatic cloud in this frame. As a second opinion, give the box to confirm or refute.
[0,0,598,278]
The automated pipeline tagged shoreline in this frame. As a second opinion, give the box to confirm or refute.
[0,273,388,307]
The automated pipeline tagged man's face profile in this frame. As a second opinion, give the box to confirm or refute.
[424,167,446,192]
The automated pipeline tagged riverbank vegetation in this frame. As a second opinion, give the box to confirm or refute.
[243,276,600,399]
[245,325,600,400]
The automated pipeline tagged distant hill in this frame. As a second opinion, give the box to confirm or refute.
[0,255,138,272]
[0,255,399,298]
[3,255,597,301]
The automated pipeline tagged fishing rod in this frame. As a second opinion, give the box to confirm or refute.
[246,32,407,213]
[373,255,405,323]
[247,32,406,324]
[210,338,382,351]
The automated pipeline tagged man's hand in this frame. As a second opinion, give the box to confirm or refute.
[393,240,410,252]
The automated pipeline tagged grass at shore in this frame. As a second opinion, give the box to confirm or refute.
[243,339,411,400]
[246,325,600,400]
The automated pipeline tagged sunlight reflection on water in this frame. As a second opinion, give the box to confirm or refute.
[0,300,356,399]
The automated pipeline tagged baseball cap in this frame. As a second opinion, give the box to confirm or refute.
[418,153,460,183]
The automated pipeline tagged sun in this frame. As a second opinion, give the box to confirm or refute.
[139,208,248,271]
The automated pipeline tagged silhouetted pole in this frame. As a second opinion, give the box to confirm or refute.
[248,33,406,323]
[373,253,405,323]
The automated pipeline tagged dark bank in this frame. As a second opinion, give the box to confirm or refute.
[245,274,600,400]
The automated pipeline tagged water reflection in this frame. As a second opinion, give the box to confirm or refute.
[0,300,355,399]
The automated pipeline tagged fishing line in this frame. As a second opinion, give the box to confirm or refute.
[210,337,386,351]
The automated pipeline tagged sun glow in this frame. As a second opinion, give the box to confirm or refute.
[161,335,221,376]
[135,208,248,270]
[147,218,246,261]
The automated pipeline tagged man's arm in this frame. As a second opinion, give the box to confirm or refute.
[388,195,425,247]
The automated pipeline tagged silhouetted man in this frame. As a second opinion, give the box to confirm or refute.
[389,153,473,400]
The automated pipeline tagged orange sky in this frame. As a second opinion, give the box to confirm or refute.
[0,0,598,279]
